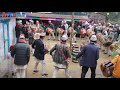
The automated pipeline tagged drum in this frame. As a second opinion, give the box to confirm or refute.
[86,29,91,36]
[68,27,75,34]
[80,29,86,38]
[100,62,114,77]
[57,28,64,34]
[46,28,53,34]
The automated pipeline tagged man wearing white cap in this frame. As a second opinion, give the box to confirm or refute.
[64,20,69,36]
[50,35,71,78]
[76,34,99,78]
[15,20,24,43]
[47,20,55,40]
[11,34,30,78]
[32,32,48,77]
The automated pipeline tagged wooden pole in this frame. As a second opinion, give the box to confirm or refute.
[70,12,74,50]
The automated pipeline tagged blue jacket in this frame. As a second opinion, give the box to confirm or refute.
[76,43,99,67]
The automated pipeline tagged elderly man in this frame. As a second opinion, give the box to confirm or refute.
[15,20,24,43]
[32,32,48,77]
[76,34,99,78]
[50,35,71,78]
[11,34,30,78]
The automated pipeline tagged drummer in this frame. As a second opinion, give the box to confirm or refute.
[47,21,55,41]
[68,24,77,43]
[57,21,66,41]
[36,20,44,33]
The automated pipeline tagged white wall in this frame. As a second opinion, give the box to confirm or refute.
[0,23,4,62]
[0,18,16,77]
[9,18,16,45]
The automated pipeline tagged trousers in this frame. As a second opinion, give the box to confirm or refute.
[15,65,27,78]
[81,66,96,78]
[34,57,47,75]
[52,64,71,78]
[48,32,55,40]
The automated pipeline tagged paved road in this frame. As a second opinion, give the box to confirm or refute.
[26,36,111,78]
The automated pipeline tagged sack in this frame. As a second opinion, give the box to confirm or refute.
[100,63,114,77]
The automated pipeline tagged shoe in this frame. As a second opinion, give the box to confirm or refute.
[33,70,39,73]
[41,73,48,76]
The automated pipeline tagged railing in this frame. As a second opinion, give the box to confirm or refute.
[50,12,87,16]
[32,12,88,16]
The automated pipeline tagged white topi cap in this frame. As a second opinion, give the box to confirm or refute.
[90,35,97,41]
[48,20,51,23]
[61,35,68,41]
[19,34,25,39]
[29,20,34,22]
[34,33,40,39]
[40,32,46,37]
[17,20,22,24]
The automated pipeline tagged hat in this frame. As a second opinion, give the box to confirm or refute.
[34,33,40,39]
[17,20,22,24]
[40,32,46,37]
[29,20,34,23]
[31,25,36,29]
[26,21,29,25]
[61,35,68,41]
[48,20,51,23]
[90,35,97,41]
[19,34,25,39]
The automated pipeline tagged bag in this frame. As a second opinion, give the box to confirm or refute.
[100,63,114,77]
[59,45,68,66]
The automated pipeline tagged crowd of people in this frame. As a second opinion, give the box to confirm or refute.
[7,19,120,78]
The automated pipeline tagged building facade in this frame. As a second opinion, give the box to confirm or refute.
[0,12,26,77]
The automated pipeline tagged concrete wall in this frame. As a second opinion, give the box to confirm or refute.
[0,18,16,77]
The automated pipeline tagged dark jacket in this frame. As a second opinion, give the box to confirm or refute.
[15,24,24,38]
[59,25,65,30]
[32,39,45,60]
[76,43,99,67]
[11,39,30,65]
[50,44,71,64]
[48,23,55,30]
[28,32,34,45]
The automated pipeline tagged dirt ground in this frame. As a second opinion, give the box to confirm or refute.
[26,36,110,78]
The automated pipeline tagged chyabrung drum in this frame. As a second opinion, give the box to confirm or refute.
[72,45,80,63]
[46,27,53,34]
[57,28,64,34]
[100,62,114,77]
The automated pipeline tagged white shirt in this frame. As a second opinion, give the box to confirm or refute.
[64,24,68,30]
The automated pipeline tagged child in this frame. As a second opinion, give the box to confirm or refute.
[7,45,16,78]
